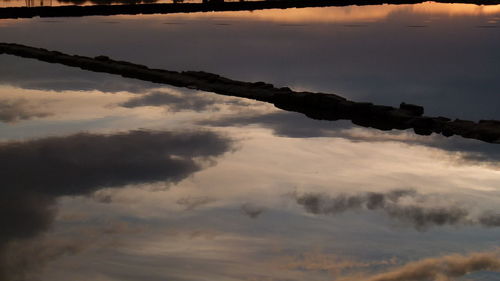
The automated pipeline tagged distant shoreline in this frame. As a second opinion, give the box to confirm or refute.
[1,0,499,19]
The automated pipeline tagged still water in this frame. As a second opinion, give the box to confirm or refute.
[1,2,500,281]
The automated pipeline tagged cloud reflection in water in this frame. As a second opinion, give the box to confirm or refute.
[0,129,233,281]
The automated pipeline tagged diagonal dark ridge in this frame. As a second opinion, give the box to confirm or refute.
[1,42,499,144]
[1,0,500,19]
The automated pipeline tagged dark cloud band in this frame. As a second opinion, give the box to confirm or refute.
[294,189,500,230]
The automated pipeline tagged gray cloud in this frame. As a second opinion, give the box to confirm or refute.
[176,196,217,211]
[0,129,233,281]
[294,189,500,230]
[337,251,500,281]
[477,212,500,228]
[0,130,232,196]
[91,191,114,204]
[0,98,51,123]
[121,91,220,112]
[119,90,251,112]
[240,203,265,219]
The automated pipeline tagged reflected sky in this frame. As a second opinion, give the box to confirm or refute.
[1,3,500,281]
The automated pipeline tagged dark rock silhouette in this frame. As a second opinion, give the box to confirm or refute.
[1,42,500,144]
[1,0,500,19]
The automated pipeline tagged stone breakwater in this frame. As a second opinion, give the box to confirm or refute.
[1,0,500,19]
[1,42,499,143]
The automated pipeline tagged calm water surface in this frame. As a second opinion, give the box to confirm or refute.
[1,3,500,281]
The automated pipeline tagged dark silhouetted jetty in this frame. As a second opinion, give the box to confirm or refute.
[1,42,500,143]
